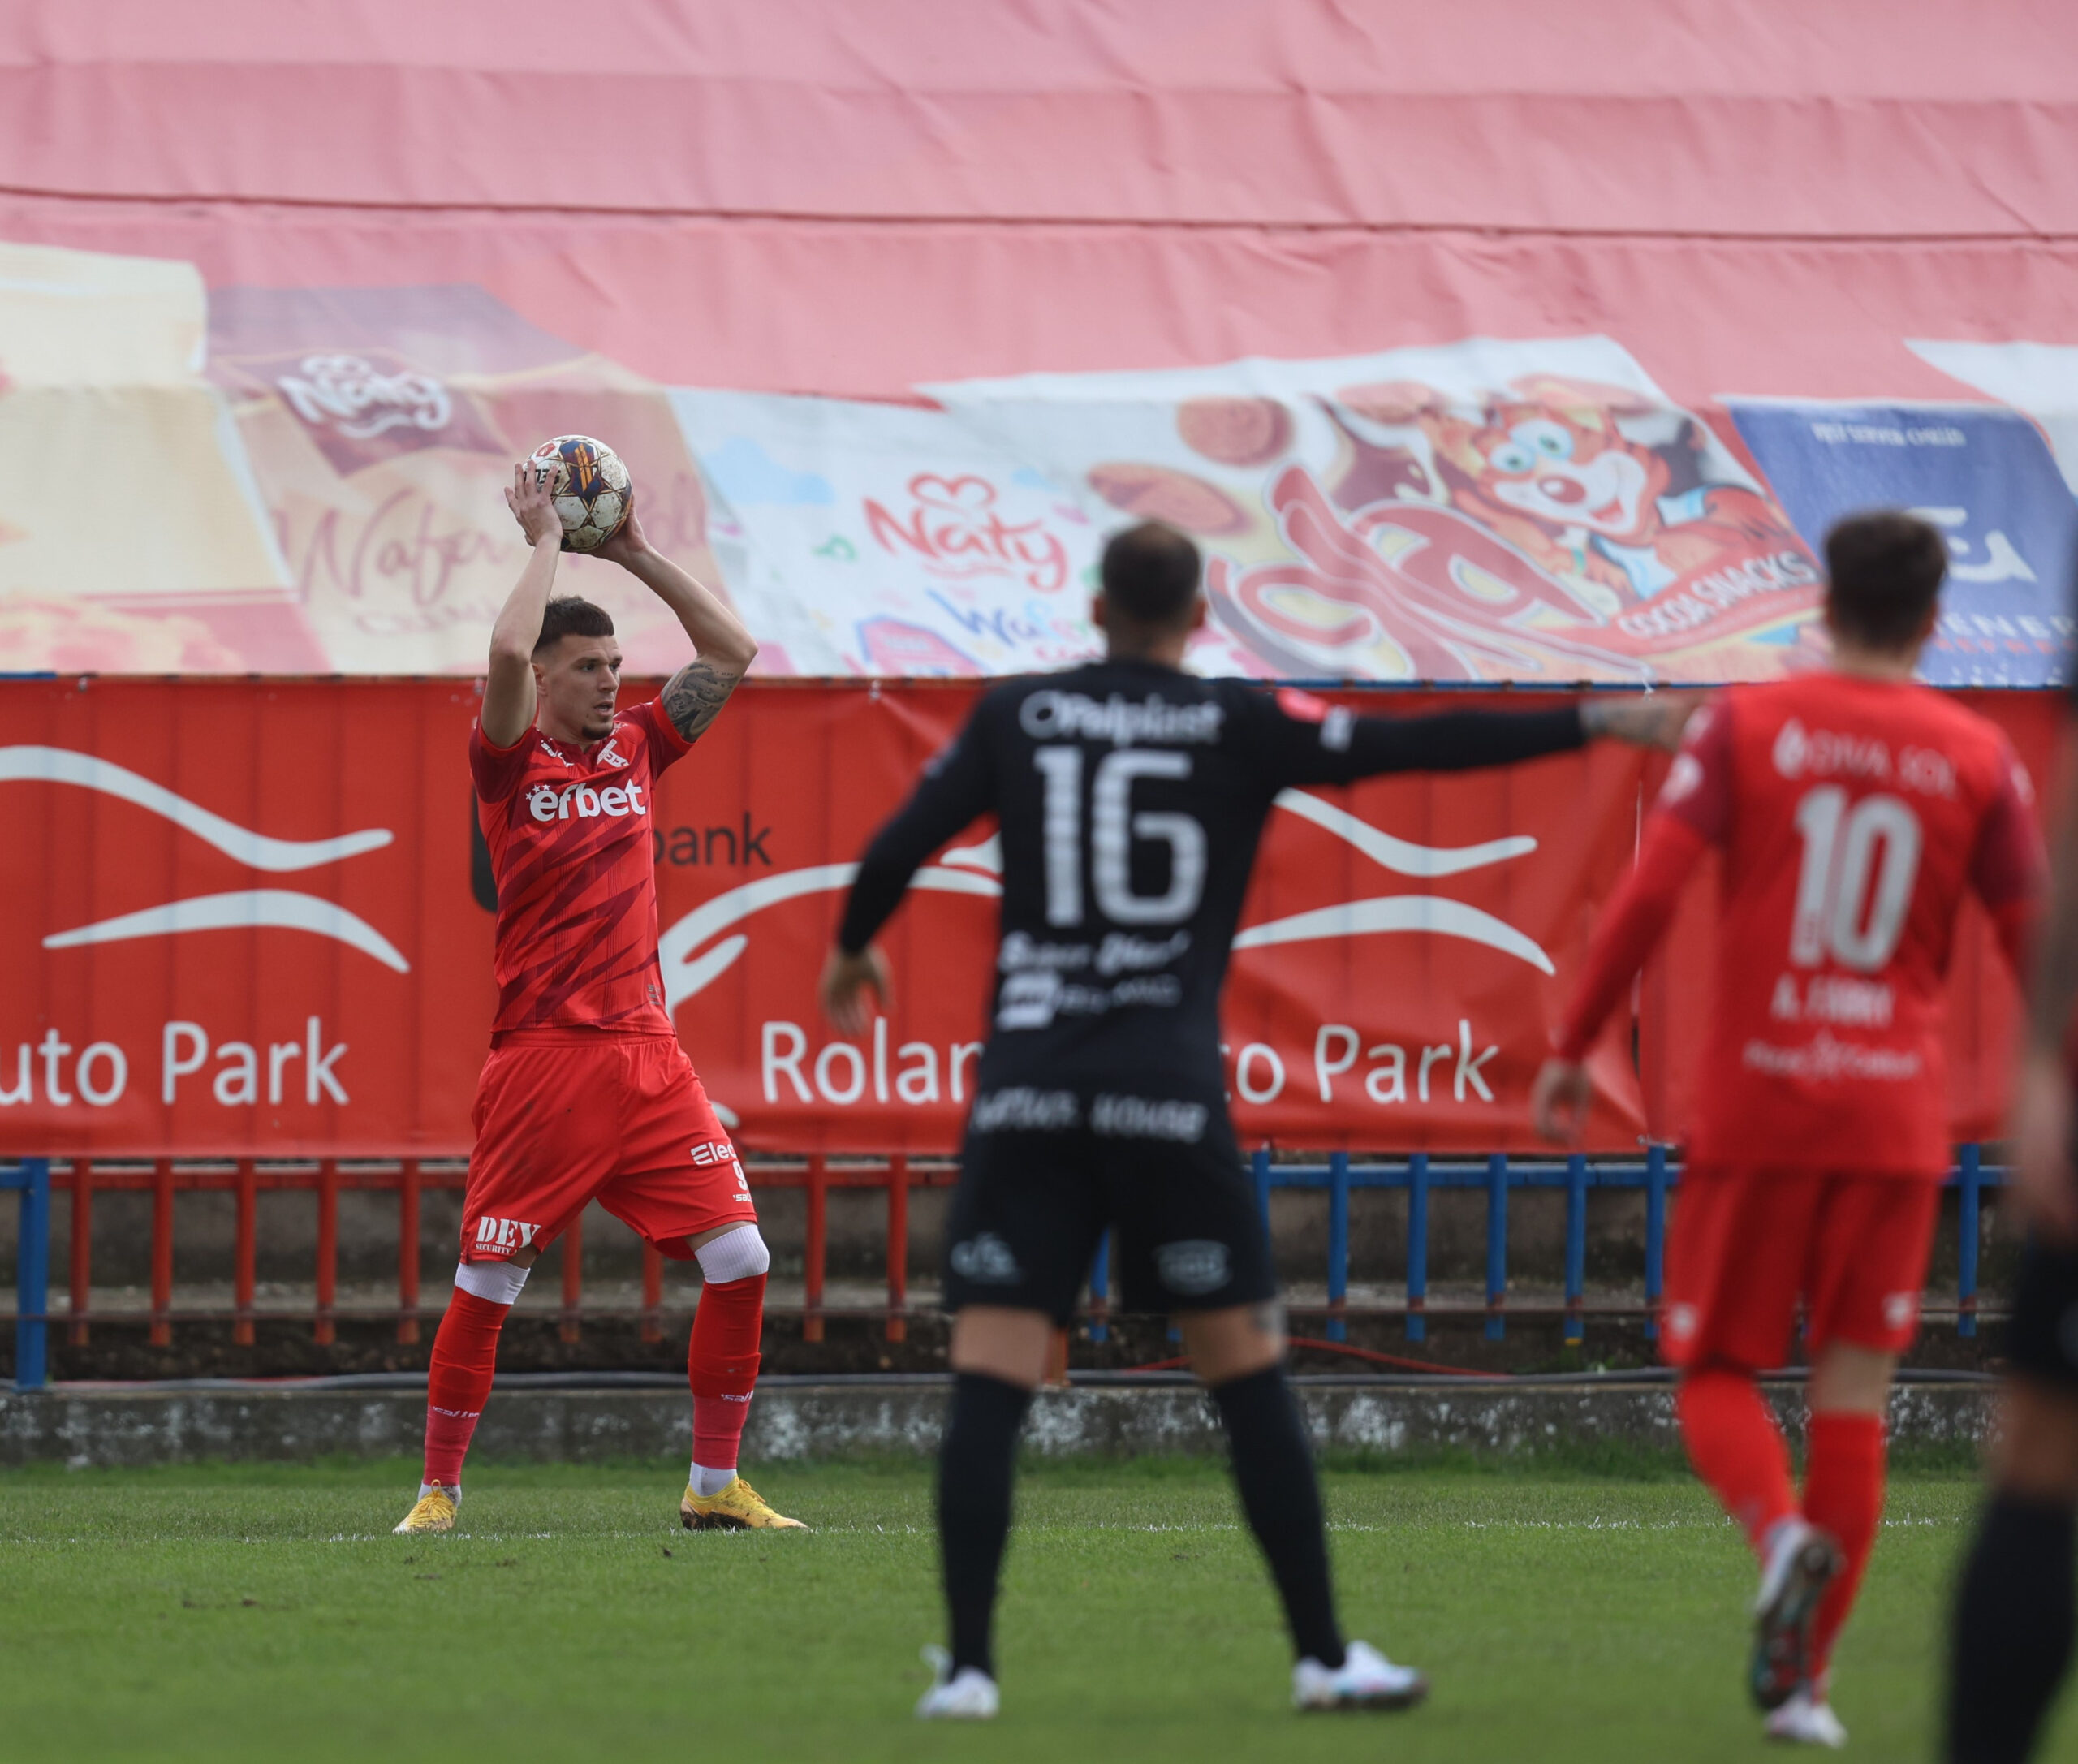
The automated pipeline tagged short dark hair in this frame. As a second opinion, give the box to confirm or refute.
[1100,522,1202,628]
[532,596,615,657]
[1824,511,1948,650]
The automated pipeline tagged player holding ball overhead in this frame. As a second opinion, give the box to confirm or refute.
[392,452,802,1536]
[1534,512,2046,1746]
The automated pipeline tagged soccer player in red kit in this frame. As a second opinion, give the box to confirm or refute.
[1534,512,2044,1746]
[394,462,804,1535]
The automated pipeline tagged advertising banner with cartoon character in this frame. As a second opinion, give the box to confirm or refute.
[0,678,2041,1158]
[928,338,1829,685]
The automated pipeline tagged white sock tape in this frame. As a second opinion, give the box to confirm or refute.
[454,1259,530,1306]
[695,1224,770,1285]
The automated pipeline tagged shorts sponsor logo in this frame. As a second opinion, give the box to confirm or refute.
[1155,1240,1230,1297]
[950,1233,1023,1285]
[472,1215,541,1253]
[691,1137,752,1195]
[1882,1290,1920,1331]
[1665,1302,1700,1340]
[528,780,648,824]
[971,1087,1080,1132]
[1090,1093,1209,1144]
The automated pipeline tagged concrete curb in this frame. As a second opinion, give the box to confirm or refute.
[0,1379,1994,1466]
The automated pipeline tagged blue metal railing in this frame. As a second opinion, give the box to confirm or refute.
[1089,1145,2004,1348]
[2,1158,49,1390]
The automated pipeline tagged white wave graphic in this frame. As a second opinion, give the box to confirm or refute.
[0,746,392,870]
[660,863,1001,1008]
[1234,896,1553,973]
[42,891,411,973]
[1272,789,1536,877]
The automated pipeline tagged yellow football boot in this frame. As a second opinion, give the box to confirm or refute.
[392,1484,458,1535]
[679,1477,807,1531]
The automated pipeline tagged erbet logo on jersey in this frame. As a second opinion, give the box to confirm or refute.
[527,779,649,823]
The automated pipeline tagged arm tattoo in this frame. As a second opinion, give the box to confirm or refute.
[661,658,741,744]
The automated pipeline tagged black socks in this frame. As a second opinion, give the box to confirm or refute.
[938,1370,1033,1678]
[1209,1364,1347,1670]
[1949,1493,2076,1763]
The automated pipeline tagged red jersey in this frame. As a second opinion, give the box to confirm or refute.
[1557,674,2042,1175]
[469,697,692,1037]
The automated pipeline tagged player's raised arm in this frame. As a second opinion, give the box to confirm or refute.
[599,507,759,744]
[1530,705,1728,1145]
[482,462,566,748]
[821,712,998,1034]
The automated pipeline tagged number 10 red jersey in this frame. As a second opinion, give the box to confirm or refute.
[1557,674,2043,1176]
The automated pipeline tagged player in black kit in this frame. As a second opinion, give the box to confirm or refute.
[820,521,1691,1721]
[1947,661,2078,1763]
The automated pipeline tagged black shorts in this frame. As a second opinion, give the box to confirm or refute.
[2005,1237,2078,1390]
[942,1093,1277,1326]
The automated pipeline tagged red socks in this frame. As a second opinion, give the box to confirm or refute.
[1804,1412,1886,1675]
[1676,1366,1800,1551]
[423,1288,509,1489]
[689,1272,766,1473]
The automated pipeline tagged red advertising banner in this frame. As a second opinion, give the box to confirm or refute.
[0,678,2048,1158]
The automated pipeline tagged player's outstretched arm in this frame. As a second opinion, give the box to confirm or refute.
[822,715,996,1034]
[1532,811,1709,1145]
[482,462,564,748]
[1268,688,1698,791]
[600,509,759,744]
[2012,728,2078,1240]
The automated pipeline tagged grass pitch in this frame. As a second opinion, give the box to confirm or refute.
[0,1454,2072,1762]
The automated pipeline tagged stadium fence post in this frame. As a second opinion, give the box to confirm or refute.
[67,1161,90,1347]
[1564,1153,1589,1348]
[395,1158,420,1346]
[559,1211,583,1343]
[233,1158,257,1347]
[640,1244,664,1345]
[1406,1154,1429,1342]
[1956,1143,1981,1339]
[804,1156,827,1343]
[1644,1145,1670,1341]
[1251,1146,1272,1234]
[1485,1154,1508,1341]
[886,1155,909,1342]
[314,1159,338,1345]
[15,1158,49,1390]
[149,1158,174,1348]
[1326,1151,1351,1343]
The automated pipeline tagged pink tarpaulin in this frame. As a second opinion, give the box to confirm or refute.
[1,2,2076,677]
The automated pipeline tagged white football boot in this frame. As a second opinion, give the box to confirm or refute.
[1765,1685,1848,1748]
[915,1645,1000,1720]
[1292,1639,1429,1711]
[1752,1520,1843,1710]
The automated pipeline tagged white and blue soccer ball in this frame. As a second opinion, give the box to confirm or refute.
[528,434,632,553]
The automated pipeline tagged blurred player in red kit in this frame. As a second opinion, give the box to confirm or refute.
[1535,512,2044,1746]
[394,463,803,1535]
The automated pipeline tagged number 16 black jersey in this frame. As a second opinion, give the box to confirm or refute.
[839,659,1589,1106]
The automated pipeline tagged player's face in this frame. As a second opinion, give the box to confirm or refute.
[535,636,623,742]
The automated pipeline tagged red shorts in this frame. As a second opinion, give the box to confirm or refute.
[461,1032,756,1262]
[1659,1165,1941,1371]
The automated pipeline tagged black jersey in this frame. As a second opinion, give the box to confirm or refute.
[839,660,1585,1104]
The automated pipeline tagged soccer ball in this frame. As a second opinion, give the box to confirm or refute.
[528,435,632,553]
